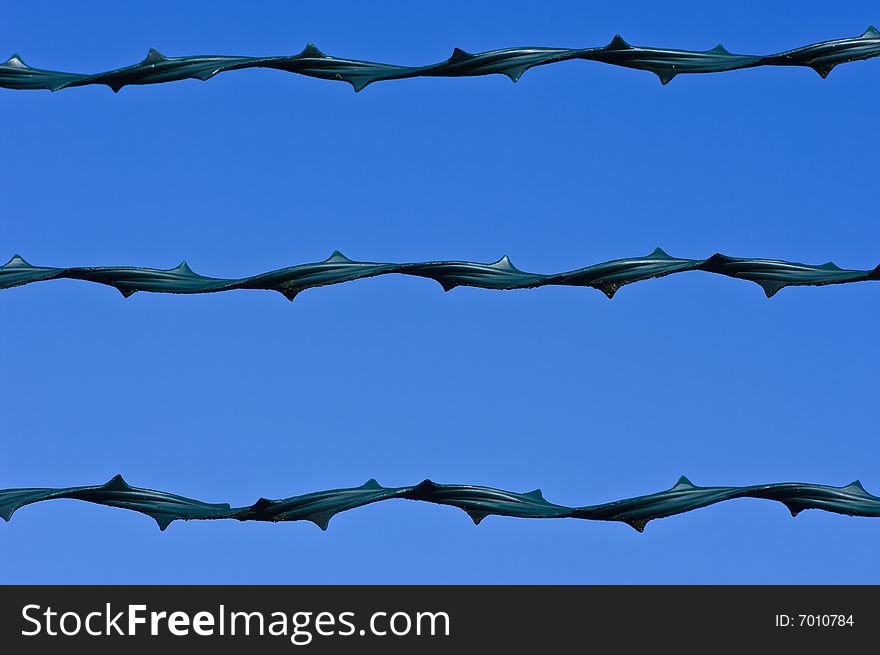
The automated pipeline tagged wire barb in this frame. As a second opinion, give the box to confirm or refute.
[1,27,878,93]
[2,475,878,532]
[2,249,878,301]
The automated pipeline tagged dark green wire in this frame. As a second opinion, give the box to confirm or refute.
[1,27,877,93]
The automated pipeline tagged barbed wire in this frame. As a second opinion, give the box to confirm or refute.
[1,474,877,532]
[3,249,878,301]
[1,26,878,93]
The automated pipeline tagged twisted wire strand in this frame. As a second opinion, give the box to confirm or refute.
[1,26,878,93]
[1,475,877,532]
[3,249,878,301]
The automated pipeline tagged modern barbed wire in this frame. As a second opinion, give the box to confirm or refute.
[1,26,878,93]
[1,475,878,532]
[2,249,878,301]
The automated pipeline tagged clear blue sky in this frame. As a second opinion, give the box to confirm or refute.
[2,2,878,583]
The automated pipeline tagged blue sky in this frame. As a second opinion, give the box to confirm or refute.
[1,1,878,583]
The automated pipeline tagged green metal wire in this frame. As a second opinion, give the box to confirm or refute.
[1,27,877,93]
[2,475,877,532]
[3,249,877,301]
